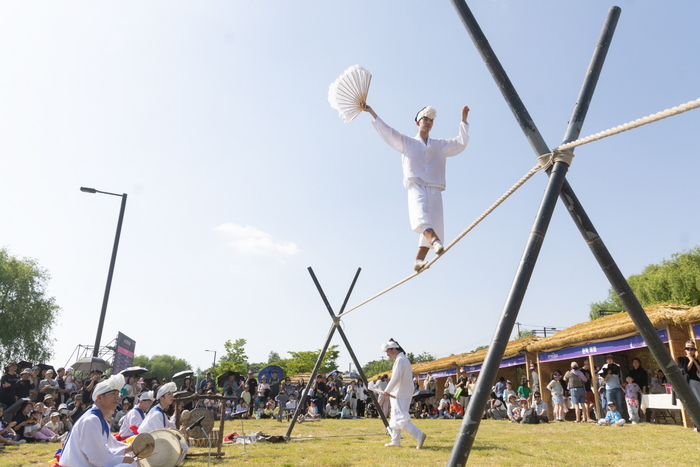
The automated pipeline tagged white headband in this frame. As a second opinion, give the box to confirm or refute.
[93,374,125,401]
[381,340,401,352]
[416,106,437,121]
[156,382,177,400]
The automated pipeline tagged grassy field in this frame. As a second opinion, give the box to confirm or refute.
[2,418,699,467]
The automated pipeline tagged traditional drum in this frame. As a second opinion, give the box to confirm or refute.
[137,429,188,467]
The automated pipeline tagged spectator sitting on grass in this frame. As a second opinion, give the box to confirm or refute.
[532,391,549,423]
[235,398,249,419]
[437,393,452,419]
[598,401,625,426]
[340,402,355,419]
[487,392,507,420]
[449,398,464,419]
[327,402,341,419]
[306,400,321,420]
[506,394,520,422]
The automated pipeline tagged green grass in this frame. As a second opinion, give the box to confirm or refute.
[2,418,699,466]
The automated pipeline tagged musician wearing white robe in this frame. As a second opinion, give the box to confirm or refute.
[58,374,135,466]
[364,104,470,271]
[139,382,177,433]
[118,391,153,440]
[381,339,426,449]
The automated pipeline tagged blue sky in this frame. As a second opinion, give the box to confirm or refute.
[1,1,699,375]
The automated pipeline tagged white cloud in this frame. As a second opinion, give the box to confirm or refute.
[214,223,300,259]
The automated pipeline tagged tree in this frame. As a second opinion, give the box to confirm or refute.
[282,345,340,376]
[406,352,435,364]
[362,358,393,378]
[132,354,191,383]
[0,248,60,364]
[589,246,700,319]
[212,339,249,377]
[267,351,281,364]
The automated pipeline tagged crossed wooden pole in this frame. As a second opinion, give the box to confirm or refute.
[447,3,700,465]
[284,267,390,439]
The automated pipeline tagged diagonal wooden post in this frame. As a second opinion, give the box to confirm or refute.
[284,268,390,439]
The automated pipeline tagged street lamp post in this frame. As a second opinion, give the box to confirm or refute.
[81,187,127,358]
[205,350,217,369]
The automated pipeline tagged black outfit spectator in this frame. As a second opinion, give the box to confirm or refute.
[314,377,327,417]
[68,395,87,423]
[199,373,217,394]
[245,373,258,416]
[0,364,19,408]
[628,359,649,394]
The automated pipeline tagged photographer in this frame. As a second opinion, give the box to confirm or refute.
[82,370,103,403]
[68,393,87,423]
[599,354,626,418]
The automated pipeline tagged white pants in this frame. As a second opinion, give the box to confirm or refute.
[389,397,423,445]
[407,183,444,248]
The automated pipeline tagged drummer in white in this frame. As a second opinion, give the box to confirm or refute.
[117,391,154,441]
[58,373,136,466]
[139,383,177,433]
[382,338,426,449]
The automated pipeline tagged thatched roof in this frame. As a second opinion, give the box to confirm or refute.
[455,335,540,367]
[527,304,700,353]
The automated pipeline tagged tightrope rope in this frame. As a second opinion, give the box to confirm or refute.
[337,97,700,319]
[556,97,700,151]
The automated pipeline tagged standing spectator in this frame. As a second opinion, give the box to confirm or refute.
[0,362,19,408]
[467,374,477,406]
[82,370,102,403]
[15,368,33,400]
[245,371,258,415]
[493,377,506,403]
[677,340,700,401]
[444,377,456,399]
[356,380,367,417]
[649,369,668,423]
[376,374,390,417]
[517,377,531,401]
[547,370,566,422]
[580,361,595,420]
[424,372,437,406]
[37,369,59,400]
[455,370,469,408]
[269,371,280,398]
[531,391,549,423]
[600,354,626,419]
[314,375,327,417]
[344,381,358,416]
[502,380,517,403]
[564,362,588,423]
[624,375,641,424]
[258,376,270,398]
[222,374,239,398]
[55,368,68,405]
[282,377,293,397]
[529,363,540,397]
[29,367,41,402]
[628,358,649,397]
[199,372,217,394]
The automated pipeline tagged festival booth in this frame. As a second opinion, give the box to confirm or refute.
[413,337,541,401]
[528,304,700,427]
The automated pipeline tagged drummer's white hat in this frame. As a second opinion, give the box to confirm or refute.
[156,382,177,400]
[380,339,401,352]
[93,374,125,401]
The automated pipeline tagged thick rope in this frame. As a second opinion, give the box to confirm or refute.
[556,97,700,151]
[336,97,700,319]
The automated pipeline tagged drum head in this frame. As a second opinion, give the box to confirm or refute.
[179,407,214,439]
[138,429,186,467]
[132,432,155,458]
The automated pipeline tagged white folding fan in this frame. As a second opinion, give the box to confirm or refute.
[328,65,372,123]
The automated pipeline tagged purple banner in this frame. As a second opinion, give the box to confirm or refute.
[538,329,669,363]
[459,355,526,374]
[418,368,457,380]
[694,324,700,340]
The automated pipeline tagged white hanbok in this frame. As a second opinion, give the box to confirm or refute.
[371,116,469,247]
[118,407,145,439]
[59,407,131,467]
[384,352,424,446]
[138,405,176,433]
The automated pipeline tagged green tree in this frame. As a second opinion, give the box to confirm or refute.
[362,358,393,378]
[212,339,249,381]
[267,351,281,364]
[132,354,191,383]
[406,352,435,364]
[0,248,60,364]
[282,345,340,376]
[589,246,700,319]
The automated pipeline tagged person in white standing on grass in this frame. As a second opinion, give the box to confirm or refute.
[381,338,426,449]
[363,104,470,271]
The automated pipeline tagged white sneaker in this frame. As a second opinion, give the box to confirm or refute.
[416,432,426,449]
[414,260,427,271]
[432,240,444,255]
[631,421,637,425]
[384,442,400,447]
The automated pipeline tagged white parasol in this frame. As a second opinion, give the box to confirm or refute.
[328,65,372,123]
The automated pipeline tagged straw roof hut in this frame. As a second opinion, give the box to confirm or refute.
[528,304,700,353]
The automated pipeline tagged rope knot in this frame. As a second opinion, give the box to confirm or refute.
[537,149,575,170]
